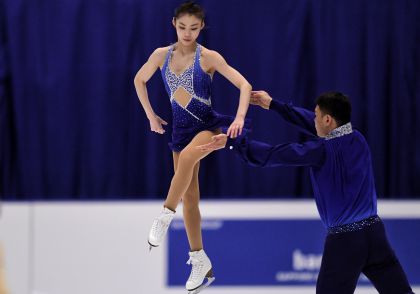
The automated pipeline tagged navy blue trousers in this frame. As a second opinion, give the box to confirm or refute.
[316,220,414,294]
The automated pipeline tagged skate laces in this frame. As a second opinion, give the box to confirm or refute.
[187,256,204,281]
[150,220,161,236]
[151,214,171,237]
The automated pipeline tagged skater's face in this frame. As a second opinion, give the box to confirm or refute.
[314,105,335,137]
[173,14,204,46]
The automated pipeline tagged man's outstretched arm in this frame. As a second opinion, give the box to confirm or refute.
[197,134,325,168]
[251,91,317,136]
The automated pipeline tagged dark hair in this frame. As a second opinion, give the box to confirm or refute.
[315,91,351,126]
[174,1,205,21]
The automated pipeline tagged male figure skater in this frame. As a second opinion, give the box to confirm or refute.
[197,91,414,294]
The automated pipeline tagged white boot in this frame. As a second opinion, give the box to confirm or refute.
[148,207,175,250]
[185,249,215,294]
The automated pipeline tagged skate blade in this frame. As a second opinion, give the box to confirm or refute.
[187,277,215,294]
[148,241,158,252]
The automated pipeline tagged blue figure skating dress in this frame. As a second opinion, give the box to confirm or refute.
[161,44,250,152]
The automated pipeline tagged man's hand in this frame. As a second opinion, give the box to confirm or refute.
[196,134,228,152]
[250,90,273,109]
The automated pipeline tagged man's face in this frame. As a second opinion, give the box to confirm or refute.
[314,105,330,137]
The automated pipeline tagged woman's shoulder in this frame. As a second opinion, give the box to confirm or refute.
[149,46,171,67]
[199,45,224,62]
[152,46,171,58]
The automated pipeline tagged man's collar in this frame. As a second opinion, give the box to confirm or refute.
[325,122,353,140]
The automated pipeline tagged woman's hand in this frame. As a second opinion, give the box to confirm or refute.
[149,114,168,134]
[227,116,244,138]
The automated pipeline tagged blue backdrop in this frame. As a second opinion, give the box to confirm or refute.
[168,218,420,286]
[1,0,419,200]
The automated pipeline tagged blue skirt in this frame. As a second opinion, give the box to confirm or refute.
[169,110,251,152]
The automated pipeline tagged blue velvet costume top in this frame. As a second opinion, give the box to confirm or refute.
[228,100,378,228]
[161,44,248,151]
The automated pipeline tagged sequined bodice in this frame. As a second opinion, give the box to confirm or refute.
[161,44,213,126]
[165,61,195,97]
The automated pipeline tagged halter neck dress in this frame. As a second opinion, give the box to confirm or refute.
[160,44,250,152]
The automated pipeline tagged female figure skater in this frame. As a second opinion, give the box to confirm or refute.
[133,1,251,293]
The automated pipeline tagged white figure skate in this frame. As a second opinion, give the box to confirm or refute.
[186,249,215,294]
[148,207,175,251]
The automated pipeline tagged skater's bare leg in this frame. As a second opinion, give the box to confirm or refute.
[173,152,203,251]
[148,130,220,249]
[164,130,220,211]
